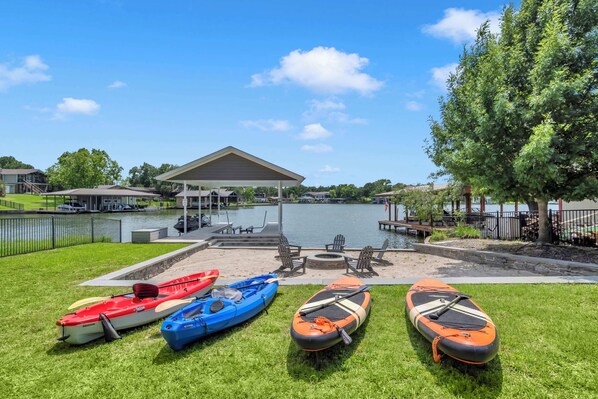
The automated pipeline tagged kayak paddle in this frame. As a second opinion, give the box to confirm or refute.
[154,277,280,313]
[429,293,471,320]
[67,275,217,310]
[299,285,370,316]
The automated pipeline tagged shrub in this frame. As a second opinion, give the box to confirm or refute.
[429,230,450,242]
[453,225,481,239]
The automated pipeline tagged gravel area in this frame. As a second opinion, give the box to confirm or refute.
[153,246,542,282]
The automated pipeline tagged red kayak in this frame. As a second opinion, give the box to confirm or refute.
[57,270,219,344]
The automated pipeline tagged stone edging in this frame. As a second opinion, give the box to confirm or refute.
[80,242,209,285]
[413,243,598,276]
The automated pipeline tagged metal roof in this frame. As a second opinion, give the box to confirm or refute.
[0,168,42,175]
[44,188,160,197]
[155,146,304,187]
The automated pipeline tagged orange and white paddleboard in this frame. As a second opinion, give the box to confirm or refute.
[406,279,499,364]
[291,276,370,351]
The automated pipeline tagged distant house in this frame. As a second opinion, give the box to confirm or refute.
[0,169,48,194]
[304,191,331,202]
[254,193,269,203]
[175,189,238,208]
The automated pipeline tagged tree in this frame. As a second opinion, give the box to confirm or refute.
[0,156,34,169]
[0,181,5,197]
[362,179,392,197]
[128,163,158,187]
[426,0,598,243]
[242,187,255,203]
[46,148,123,190]
[154,163,180,197]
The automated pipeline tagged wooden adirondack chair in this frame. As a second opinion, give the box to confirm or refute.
[275,244,307,274]
[345,246,375,275]
[325,234,345,253]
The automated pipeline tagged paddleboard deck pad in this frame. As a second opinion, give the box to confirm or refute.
[406,279,499,364]
[291,276,370,352]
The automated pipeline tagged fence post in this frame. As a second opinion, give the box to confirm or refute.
[496,211,500,239]
[91,217,95,243]
[119,220,122,243]
[51,216,55,249]
[548,209,553,243]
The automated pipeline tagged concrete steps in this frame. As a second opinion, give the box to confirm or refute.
[208,234,279,247]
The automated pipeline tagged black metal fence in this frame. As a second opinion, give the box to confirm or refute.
[0,217,122,257]
[467,209,598,247]
[0,199,24,210]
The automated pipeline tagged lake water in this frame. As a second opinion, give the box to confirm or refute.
[1,202,550,249]
[98,204,421,248]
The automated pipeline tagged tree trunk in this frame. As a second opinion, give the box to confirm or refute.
[536,198,550,244]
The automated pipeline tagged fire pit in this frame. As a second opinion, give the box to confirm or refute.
[306,252,352,269]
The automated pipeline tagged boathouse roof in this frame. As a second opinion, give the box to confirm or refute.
[155,146,304,187]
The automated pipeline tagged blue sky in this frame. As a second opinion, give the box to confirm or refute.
[0,0,511,187]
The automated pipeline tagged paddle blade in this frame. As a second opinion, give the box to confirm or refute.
[68,296,109,310]
[338,327,352,345]
[155,299,193,313]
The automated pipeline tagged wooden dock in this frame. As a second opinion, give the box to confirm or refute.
[378,220,449,237]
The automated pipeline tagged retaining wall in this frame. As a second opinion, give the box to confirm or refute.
[413,243,598,276]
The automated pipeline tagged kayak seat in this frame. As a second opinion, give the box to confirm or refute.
[209,300,225,313]
[132,283,159,299]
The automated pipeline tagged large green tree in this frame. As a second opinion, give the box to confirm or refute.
[427,0,598,242]
[128,163,159,187]
[47,148,123,190]
[0,156,34,169]
[154,163,180,197]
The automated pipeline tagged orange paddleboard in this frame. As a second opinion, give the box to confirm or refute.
[406,279,499,364]
[291,276,370,351]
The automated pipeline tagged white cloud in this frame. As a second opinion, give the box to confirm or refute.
[301,144,333,153]
[309,99,346,112]
[319,165,340,173]
[329,112,367,125]
[250,47,383,95]
[303,99,366,124]
[423,8,501,44]
[0,55,51,91]
[407,90,426,99]
[299,123,332,140]
[239,119,292,132]
[108,80,127,89]
[405,101,423,111]
[55,98,100,118]
[431,63,458,90]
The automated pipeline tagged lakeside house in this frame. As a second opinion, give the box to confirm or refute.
[175,189,238,208]
[0,169,48,194]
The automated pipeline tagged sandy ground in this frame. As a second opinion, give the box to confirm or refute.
[154,247,540,281]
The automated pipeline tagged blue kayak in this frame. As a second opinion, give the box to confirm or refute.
[161,274,278,351]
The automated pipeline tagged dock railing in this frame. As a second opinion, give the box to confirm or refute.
[0,217,122,257]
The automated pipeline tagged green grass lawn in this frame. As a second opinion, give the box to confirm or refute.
[2,193,55,210]
[0,244,596,398]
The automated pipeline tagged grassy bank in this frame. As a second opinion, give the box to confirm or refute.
[3,193,50,210]
[0,244,596,398]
